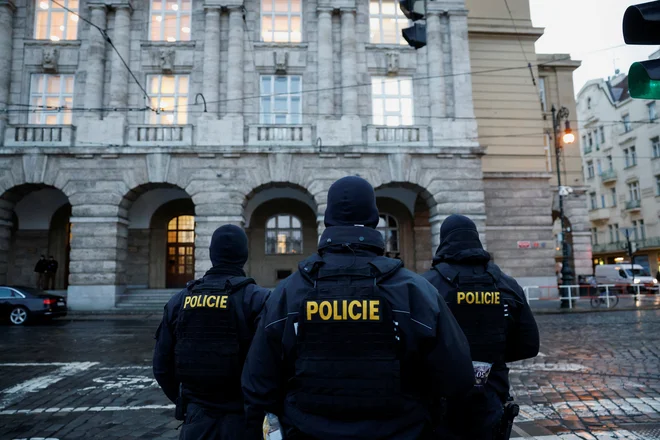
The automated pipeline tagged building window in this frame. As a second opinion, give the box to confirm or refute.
[611,187,617,207]
[631,146,637,165]
[657,176,660,195]
[628,181,641,201]
[586,160,594,179]
[167,215,195,279]
[29,74,74,125]
[149,0,192,42]
[623,114,632,132]
[588,133,593,147]
[600,126,605,143]
[369,0,410,45]
[607,154,613,170]
[582,135,587,148]
[589,192,597,210]
[266,214,302,255]
[640,219,646,241]
[261,0,302,43]
[377,214,399,253]
[649,102,657,122]
[538,77,547,112]
[372,76,413,126]
[260,75,302,124]
[594,129,600,150]
[596,159,602,175]
[587,97,592,109]
[147,75,189,124]
[624,147,637,167]
[544,134,552,172]
[615,223,620,242]
[35,0,78,41]
[601,194,606,209]
[653,137,660,158]
[592,228,598,246]
[609,225,614,243]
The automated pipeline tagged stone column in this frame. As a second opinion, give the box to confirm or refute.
[108,5,132,110]
[0,0,15,137]
[203,6,221,117]
[67,216,128,310]
[226,6,244,115]
[318,7,334,117]
[426,8,446,120]
[340,8,357,116]
[83,5,108,118]
[448,11,477,125]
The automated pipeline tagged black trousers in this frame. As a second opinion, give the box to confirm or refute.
[179,404,246,440]
[436,387,504,440]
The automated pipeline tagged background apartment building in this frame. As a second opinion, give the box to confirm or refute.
[578,56,660,275]
[0,0,589,310]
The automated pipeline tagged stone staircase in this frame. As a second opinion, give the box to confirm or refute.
[115,289,180,311]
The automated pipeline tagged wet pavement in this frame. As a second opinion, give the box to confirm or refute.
[1,311,660,439]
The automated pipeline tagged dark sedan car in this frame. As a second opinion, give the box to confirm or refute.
[0,286,67,325]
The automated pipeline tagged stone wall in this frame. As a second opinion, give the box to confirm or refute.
[7,230,48,287]
[126,229,150,288]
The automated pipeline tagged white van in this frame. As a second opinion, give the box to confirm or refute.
[594,264,658,292]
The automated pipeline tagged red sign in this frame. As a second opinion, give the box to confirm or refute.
[517,241,531,249]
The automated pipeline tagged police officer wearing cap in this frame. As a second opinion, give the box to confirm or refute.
[153,225,270,440]
[242,176,475,440]
[422,214,540,440]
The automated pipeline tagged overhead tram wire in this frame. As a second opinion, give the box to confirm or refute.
[49,0,154,112]
[503,0,537,87]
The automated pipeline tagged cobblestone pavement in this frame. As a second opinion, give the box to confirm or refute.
[1,311,660,439]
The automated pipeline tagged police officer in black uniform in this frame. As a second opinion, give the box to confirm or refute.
[422,214,540,440]
[242,176,475,440]
[153,224,270,440]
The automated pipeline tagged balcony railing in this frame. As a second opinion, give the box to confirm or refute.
[4,125,75,147]
[126,125,193,146]
[366,125,429,146]
[625,199,641,211]
[593,237,660,254]
[248,124,312,146]
[583,145,593,154]
[588,208,610,223]
[600,168,617,183]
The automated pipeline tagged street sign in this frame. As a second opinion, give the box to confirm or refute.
[517,241,531,249]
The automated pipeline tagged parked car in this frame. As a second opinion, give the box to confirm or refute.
[0,286,67,325]
[594,264,659,293]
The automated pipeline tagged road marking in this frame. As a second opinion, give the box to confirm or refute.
[80,375,158,391]
[517,397,660,422]
[97,366,151,370]
[0,404,174,415]
[0,363,76,367]
[0,362,98,410]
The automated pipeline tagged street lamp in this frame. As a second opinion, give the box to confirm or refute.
[551,105,575,308]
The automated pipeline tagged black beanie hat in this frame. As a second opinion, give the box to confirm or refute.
[209,224,249,268]
[324,176,380,229]
[439,214,483,249]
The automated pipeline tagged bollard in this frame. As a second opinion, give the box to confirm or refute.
[567,286,573,309]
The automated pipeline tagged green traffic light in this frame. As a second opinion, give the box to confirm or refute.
[629,61,660,99]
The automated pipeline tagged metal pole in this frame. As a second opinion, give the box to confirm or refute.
[553,105,574,308]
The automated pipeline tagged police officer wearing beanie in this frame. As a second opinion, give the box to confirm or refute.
[153,225,270,440]
[422,214,540,440]
[242,176,475,440]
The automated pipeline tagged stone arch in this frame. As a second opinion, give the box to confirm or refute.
[374,182,437,273]
[121,183,195,290]
[243,183,319,287]
[0,183,72,289]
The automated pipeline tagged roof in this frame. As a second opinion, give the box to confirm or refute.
[608,74,630,103]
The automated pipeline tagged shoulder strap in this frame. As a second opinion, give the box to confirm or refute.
[225,276,256,294]
[485,262,502,283]
[369,256,403,282]
[434,262,459,285]
[298,254,325,283]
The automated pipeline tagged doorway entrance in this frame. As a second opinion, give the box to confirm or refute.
[166,215,195,288]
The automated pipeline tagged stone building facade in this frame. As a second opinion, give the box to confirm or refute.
[0,0,589,309]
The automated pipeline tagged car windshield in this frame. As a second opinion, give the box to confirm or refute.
[625,269,651,277]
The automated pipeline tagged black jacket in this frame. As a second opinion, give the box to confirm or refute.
[422,245,539,399]
[242,226,474,440]
[152,272,270,413]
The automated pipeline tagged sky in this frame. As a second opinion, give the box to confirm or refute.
[529,0,656,96]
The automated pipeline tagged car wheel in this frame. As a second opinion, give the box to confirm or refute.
[9,306,28,325]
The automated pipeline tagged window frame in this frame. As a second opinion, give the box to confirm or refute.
[538,77,547,112]
[265,214,303,255]
[649,102,657,122]
[29,73,75,125]
[623,114,632,132]
[652,137,660,158]
[146,74,189,124]
[34,0,79,41]
[369,0,411,45]
[628,181,641,201]
[260,0,303,43]
[259,75,302,125]
[371,76,414,126]
[611,187,617,207]
[377,213,400,253]
[586,160,594,179]
[589,192,597,210]
[592,227,598,246]
[600,126,605,143]
[148,0,193,42]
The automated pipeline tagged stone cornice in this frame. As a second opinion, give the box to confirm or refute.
[0,0,16,12]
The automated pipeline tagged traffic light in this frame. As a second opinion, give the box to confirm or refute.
[623,1,660,99]
[400,0,426,49]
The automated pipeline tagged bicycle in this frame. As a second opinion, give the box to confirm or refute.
[590,289,619,308]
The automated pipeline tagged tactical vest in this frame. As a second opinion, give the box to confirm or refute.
[291,257,404,419]
[174,276,255,399]
[435,263,507,382]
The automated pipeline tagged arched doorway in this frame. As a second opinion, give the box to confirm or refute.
[0,184,71,290]
[166,214,195,288]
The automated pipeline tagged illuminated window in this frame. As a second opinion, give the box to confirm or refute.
[149,0,191,42]
[377,214,399,253]
[147,75,189,124]
[372,77,413,126]
[261,0,302,43]
[29,74,74,125]
[266,215,302,255]
[167,215,195,276]
[369,0,409,45]
[260,75,302,124]
[35,0,79,41]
